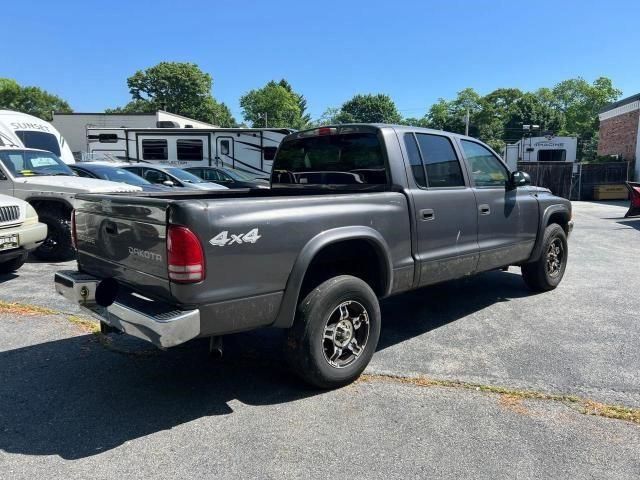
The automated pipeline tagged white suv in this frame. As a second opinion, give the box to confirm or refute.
[0,194,47,273]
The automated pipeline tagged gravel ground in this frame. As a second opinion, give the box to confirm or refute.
[0,200,638,479]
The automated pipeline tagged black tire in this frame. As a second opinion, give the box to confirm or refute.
[32,205,75,262]
[0,253,28,274]
[285,275,381,389]
[521,223,568,292]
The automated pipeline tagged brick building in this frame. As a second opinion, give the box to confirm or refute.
[598,93,640,180]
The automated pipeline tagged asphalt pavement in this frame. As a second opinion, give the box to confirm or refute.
[0,201,639,479]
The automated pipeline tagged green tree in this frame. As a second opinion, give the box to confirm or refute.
[550,77,621,138]
[0,78,72,120]
[108,62,236,126]
[505,93,565,139]
[334,93,402,124]
[240,80,304,128]
[277,79,311,127]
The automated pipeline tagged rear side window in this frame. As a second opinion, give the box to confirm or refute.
[177,139,203,160]
[403,133,427,188]
[98,133,119,143]
[273,133,387,185]
[15,131,61,156]
[415,134,465,187]
[461,140,508,188]
[141,139,168,160]
[263,146,277,161]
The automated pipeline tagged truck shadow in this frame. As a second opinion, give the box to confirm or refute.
[0,270,535,460]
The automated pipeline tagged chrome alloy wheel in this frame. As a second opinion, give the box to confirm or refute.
[546,238,564,278]
[322,301,370,369]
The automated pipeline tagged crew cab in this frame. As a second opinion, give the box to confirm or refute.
[55,124,573,388]
[0,194,47,273]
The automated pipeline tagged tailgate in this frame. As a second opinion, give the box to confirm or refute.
[74,195,171,299]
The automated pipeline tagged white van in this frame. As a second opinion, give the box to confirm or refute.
[0,110,75,164]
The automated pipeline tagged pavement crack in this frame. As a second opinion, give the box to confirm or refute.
[359,373,640,426]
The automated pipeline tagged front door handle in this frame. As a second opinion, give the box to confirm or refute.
[420,208,435,221]
[479,204,491,215]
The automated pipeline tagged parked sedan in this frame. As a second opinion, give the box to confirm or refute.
[184,167,269,189]
[121,164,227,190]
[70,163,171,191]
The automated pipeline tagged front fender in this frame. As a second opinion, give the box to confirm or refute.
[527,204,570,262]
[271,226,393,328]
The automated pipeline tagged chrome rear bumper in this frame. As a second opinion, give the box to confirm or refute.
[54,270,200,348]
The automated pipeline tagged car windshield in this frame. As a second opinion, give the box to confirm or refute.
[87,165,151,186]
[165,167,206,183]
[0,150,74,177]
[15,131,61,156]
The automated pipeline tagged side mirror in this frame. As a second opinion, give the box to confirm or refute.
[162,180,176,187]
[509,171,531,189]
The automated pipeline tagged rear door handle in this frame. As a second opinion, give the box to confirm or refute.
[479,204,491,215]
[420,208,435,221]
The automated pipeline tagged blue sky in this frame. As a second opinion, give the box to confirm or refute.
[4,0,639,122]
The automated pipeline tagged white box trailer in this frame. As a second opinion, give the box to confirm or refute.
[0,110,75,164]
[86,127,293,177]
[503,136,577,170]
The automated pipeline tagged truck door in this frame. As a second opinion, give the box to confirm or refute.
[458,139,538,271]
[403,132,479,286]
[215,136,234,169]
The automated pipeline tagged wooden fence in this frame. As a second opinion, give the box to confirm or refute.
[516,161,634,200]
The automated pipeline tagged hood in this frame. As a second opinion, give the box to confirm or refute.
[188,182,228,190]
[15,175,142,193]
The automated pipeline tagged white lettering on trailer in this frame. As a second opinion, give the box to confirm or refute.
[210,228,261,247]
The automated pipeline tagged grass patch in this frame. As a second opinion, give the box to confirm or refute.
[66,315,100,334]
[360,373,639,426]
[0,300,57,316]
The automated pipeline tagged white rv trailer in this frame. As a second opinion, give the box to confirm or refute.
[86,127,293,176]
[503,135,577,170]
[0,110,75,164]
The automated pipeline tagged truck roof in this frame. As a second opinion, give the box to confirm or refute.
[288,123,482,142]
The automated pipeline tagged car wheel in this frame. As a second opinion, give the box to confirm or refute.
[521,223,568,292]
[285,275,381,389]
[32,206,75,262]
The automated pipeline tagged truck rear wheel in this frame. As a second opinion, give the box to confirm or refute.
[32,206,75,262]
[285,275,381,389]
[521,223,568,292]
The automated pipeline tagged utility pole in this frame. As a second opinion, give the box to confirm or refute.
[464,109,470,136]
[259,112,268,128]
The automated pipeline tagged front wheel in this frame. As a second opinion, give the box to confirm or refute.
[32,206,74,262]
[521,223,568,292]
[285,275,381,389]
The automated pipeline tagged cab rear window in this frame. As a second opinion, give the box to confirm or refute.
[272,133,387,185]
[15,131,61,156]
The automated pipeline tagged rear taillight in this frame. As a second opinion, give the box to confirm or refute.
[167,225,205,283]
[71,210,77,249]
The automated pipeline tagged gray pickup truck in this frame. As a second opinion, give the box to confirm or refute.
[55,124,573,388]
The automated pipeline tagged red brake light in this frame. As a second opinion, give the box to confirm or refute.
[71,210,77,249]
[167,226,205,283]
[317,127,336,136]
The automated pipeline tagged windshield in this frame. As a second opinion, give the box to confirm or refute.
[15,131,61,156]
[88,166,151,186]
[272,133,387,185]
[0,150,74,177]
[165,167,206,183]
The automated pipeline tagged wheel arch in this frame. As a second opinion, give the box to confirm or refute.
[27,197,74,218]
[527,204,570,262]
[272,227,393,329]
